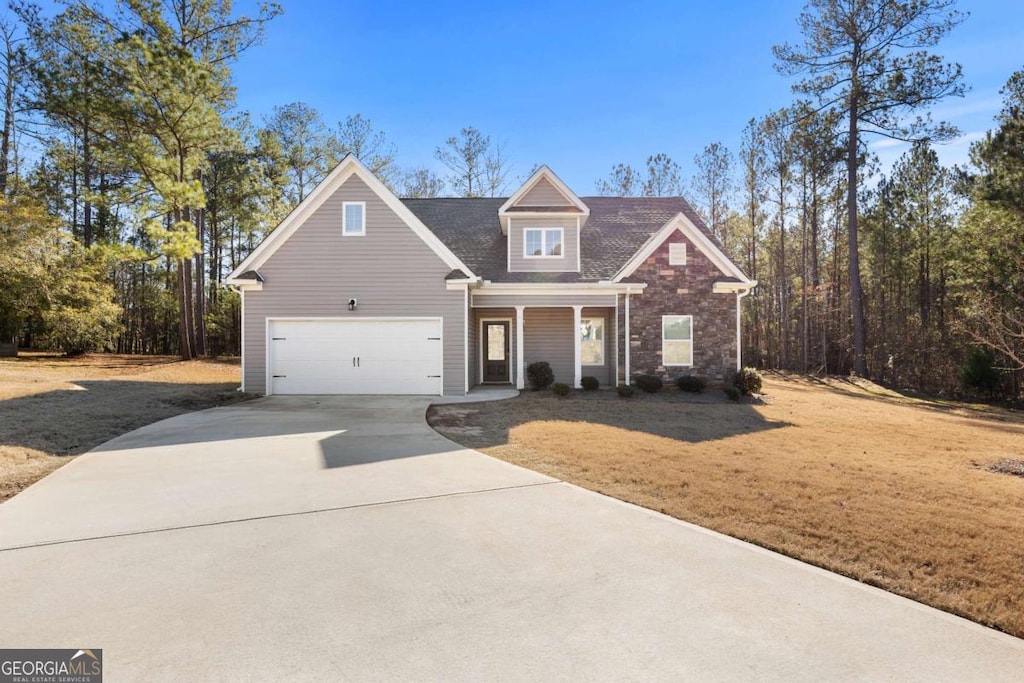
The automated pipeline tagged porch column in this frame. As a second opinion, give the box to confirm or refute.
[624,293,631,383]
[515,305,525,390]
[572,305,583,389]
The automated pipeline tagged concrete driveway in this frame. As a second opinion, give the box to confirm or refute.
[0,397,1022,681]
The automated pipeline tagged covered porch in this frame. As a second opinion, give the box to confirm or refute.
[468,285,644,390]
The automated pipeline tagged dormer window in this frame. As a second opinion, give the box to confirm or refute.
[524,228,563,258]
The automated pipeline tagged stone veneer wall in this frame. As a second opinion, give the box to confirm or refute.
[618,231,737,384]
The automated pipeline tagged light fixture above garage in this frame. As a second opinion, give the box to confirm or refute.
[348,298,358,311]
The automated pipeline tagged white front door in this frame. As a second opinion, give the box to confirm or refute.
[268,319,443,395]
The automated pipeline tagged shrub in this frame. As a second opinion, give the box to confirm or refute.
[961,346,1001,395]
[580,376,600,391]
[724,385,741,401]
[526,361,554,391]
[733,367,763,395]
[551,382,571,397]
[676,375,707,393]
[633,374,663,393]
[616,384,635,398]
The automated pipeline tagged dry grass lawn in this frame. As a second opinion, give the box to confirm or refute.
[428,375,1024,638]
[0,353,247,502]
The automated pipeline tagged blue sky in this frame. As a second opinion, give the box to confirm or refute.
[234,1,1019,192]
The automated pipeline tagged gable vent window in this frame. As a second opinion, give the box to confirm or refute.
[669,242,687,266]
[524,228,563,258]
[343,201,366,236]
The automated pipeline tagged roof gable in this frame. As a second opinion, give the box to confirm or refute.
[227,155,476,286]
[498,166,589,234]
[610,212,753,284]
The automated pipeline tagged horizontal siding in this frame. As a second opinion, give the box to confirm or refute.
[523,308,574,386]
[472,294,617,308]
[517,177,574,207]
[244,175,465,395]
[508,216,579,273]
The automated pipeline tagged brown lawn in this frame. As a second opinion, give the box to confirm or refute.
[0,353,247,502]
[428,375,1024,638]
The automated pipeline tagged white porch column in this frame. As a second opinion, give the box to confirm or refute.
[572,305,583,388]
[515,305,525,390]
[624,293,631,383]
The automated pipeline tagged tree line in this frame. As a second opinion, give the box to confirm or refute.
[0,0,1020,398]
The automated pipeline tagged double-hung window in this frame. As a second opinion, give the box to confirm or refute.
[662,315,693,366]
[580,318,604,365]
[343,201,366,236]
[524,228,563,258]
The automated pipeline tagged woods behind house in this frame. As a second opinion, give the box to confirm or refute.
[0,0,1020,398]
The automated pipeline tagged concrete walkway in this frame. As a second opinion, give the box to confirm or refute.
[1,397,1022,681]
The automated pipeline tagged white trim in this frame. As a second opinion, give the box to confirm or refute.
[515,306,525,390]
[240,289,246,392]
[662,314,694,367]
[264,316,444,397]
[226,280,262,291]
[713,280,759,293]
[669,242,687,266]
[228,155,475,281]
[498,166,590,235]
[611,213,752,284]
[507,217,512,273]
[478,317,514,384]
[464,288,470,394]
[342,201,366,236]
[475,282,646,296]
[576,215,581,273]
[614,295,620,385]
[580,316,606,367]
[523,227,565,259]
[736,289,751,371]
[624,293,631,382]
[572,305,583,389]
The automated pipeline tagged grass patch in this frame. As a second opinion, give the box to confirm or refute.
[0,353,249,502]
[428,375,1024,638]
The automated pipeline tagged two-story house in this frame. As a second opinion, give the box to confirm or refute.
[227,156,756,396]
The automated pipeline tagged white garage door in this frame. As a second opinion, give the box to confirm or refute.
[268,318,443,395]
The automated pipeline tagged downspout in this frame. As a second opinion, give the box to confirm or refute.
[736,288,751,371]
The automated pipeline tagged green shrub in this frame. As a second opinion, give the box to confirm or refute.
[526,361,554,391]
[616,384,635,398]
[676,375,706,393]
[551,382,571,397]
[733,367,763,395]
[580,376,600,391]
[724,385,741,401]
[961,346,1001,395]
[634,374,663,393]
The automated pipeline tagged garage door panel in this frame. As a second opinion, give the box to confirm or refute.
[268,319,443,395]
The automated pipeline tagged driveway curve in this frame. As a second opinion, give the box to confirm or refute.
[0,396,1022,681]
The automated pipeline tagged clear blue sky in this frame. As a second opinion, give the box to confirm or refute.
[234,1,1020,192]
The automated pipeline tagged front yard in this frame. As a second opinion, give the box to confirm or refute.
[0,353,247,502]
[428,375,1024,638]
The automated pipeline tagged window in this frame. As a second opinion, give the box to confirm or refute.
[669,243,687,266]
[662,315,693,366]
[524,228,563,258]
[343,201,365,236]
[580,318,604,365]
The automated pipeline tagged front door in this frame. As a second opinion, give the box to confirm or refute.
[482,321,510,383]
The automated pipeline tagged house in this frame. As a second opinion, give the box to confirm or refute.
[226,155,756,396]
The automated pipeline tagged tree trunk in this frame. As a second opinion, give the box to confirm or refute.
[194,203,207,356]
[83,124,93,247]
[0,37,13,197]
[847,106,868,377]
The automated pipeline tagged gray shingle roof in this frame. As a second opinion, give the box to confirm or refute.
[402,196,715,283]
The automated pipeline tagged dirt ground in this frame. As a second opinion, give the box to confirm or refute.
[0,353,247,502]
[428,375,1024,638]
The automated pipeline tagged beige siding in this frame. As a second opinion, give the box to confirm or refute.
[472,294,617,308]
[523,308,574,385]
[516,177,574,207]
[581,306,615,386]
[473,307,517,385]
[244,175,465,395]
[508,216,579,272]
